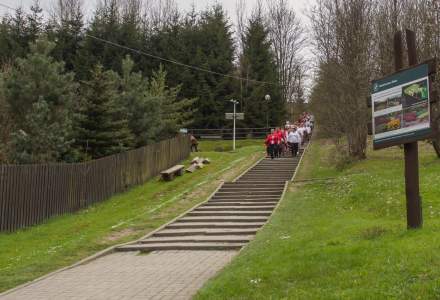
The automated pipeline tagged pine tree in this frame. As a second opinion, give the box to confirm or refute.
[78,64,134,159]
[240,11,284,128]
[149,65,194,139]
[191,5,236,129]
[3,37,78,163]
[26,1,44,42]
[76,0,142,79]
[9,100,74,163]
[120,55,160,147]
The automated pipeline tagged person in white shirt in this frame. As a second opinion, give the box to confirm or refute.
[287,128,301,157]
[298,125,306,146]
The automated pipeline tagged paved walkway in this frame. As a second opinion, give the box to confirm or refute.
[1,251,236,300]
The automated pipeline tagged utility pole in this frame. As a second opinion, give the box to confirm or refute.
[230,99,239,151]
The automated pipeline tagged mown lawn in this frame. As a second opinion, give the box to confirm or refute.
[196,138,440,299]
[196,139,263,152]
[0,140,264,293]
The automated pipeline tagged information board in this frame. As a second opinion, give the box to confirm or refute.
[371,63,432,149]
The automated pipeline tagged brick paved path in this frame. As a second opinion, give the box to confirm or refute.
[1,251,236,300]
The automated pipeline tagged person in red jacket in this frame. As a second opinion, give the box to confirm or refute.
[265,130,278,159]
[276,128,284,157]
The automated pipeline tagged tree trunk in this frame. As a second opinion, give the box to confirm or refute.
[347,124,367,160]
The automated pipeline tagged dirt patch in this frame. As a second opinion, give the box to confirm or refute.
[102,228,137,243]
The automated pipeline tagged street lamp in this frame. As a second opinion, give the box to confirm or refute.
[264,94,271,131]
[230,99,239,151]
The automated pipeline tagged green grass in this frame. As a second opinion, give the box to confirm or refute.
[0,140,264,293]
[197,139,264,152]
[195,138,440,299]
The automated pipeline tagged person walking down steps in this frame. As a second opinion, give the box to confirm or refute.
[287,127,301,157]
[265,130,279,159]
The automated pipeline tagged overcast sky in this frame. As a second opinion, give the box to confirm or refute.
[0,0,313,24]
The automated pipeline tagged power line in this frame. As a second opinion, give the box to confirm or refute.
[0,3,15,11]
[85,34,276,85]
[0,1,276,86]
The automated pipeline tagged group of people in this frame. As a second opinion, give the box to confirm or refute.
[264,112,314,159]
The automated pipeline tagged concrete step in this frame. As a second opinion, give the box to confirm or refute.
[187,211,271,217]
[248,169,295,172]
[166,222,265,229]
[240,172,293,177]
[240,174,292,176]
[209,198,280,203]
[251,168,296,170]
[244,173,293,177]
[223,181,284,188]
[240,173,292,176]
[203,201,278,207]
[216,191,282,195]
[140,235,254,244]
[213,193,282,198]
[177,216,268,223]
[215,192,282,197]
[117,242,245,252]
[219,187,284,191]
[153,228,259,237]
[247,170,295,174]
[238,177,291,180]
[196,205,275,211]
[259,162,295,164]
[209,199,280,204]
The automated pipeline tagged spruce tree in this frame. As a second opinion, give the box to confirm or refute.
[48,0,84,72]
[190,5,236,129]
[240,12,284,128]
[78,64,134,159]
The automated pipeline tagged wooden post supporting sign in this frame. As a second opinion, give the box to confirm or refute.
[394,30,423,229]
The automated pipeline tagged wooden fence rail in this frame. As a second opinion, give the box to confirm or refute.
[0,135,190,232]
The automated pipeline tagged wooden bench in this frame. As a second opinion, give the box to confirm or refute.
[161,165,185,181]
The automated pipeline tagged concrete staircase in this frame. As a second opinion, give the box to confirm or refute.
[116,149,304,252]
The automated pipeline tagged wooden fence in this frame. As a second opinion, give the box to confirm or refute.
[0,135,190,232]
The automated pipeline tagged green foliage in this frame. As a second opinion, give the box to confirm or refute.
[240,12,284,128]
[9,100,74,163]
[149,65,195,139]
[142,5,236,129]
[0,2,44,65]
[78,64,134,159]
[0,79,12,163]
[47,0,84,72]
[0,1,283,164]
[120,55,160,147]
[2,37,78,164]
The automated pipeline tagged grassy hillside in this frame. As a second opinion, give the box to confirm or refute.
[196,139,440,299]
[0,140,264,293]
